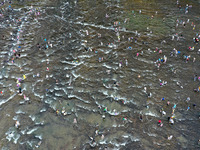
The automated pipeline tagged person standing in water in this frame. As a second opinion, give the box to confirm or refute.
[139,114,143,122]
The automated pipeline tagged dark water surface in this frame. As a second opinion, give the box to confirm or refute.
[0,0,200,149]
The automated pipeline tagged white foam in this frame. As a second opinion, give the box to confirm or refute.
[27,127,38,135]
[145,111,159,117]
[68,94,90,104]
[40,108,47,112]
[16,109,26,114]
[0,93,17,106]
[35,135,43,140]
[29,115,36,122]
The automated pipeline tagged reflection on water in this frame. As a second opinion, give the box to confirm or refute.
[0,0,200,149]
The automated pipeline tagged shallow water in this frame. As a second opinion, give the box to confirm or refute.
[0,0,200,149]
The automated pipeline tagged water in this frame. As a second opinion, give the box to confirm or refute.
[0,0,200,149]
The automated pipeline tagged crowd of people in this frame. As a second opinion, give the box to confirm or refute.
[0,0,199,148]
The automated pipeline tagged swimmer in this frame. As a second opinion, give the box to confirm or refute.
[73,118,77,124]
[101,134,104,140]
[168,135,173,140]
[15,121,20,128]
[186,97,190,103]
[148,92,152,98]
[194,74,198,81]
[144,87,147,93]
[62,108,65,114]
[139,114,143,121]
[119,62,122,68]
[169,118,174,125]
[18,87,22,95]
[162,111,166,116]
[56,110,59,114]
[193,104,196,108]
[125,59,128,66]
[158,120,163,127]
[173,104,176,109]
[104,107,107,112]
[167,101,170,106]
[35,141,42,148]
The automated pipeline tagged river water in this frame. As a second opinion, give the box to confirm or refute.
[0,0,200,149]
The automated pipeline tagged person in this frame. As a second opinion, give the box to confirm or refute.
[158,120,163,127]
[194,74,198,81]
[169,117,174,125]
[125,59,128,66]
[56,110,59,114]
[173,104,176,109]
[193,104,196,108]
[62,108,65,114]
[23,75,26,80]
[139,114,143,121]
[104,107,107,112]
[186,97,190,103]
[172,108,175,114]
[160,108,164,113]
[186,55,190,63]
[73,118,77,124]
[168,117,170,121]
[90,139,96,148]
[19,87,22,95]
[168,135,173,140]
[148,92,152,98]
[15,121,20,128]
[35,141,42,148]
[101,134,104,140]
[162,110,166,116]
[163,55,167,63]
[119,62,122,67]
[144,87,147,93]
[24,94,29,101]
